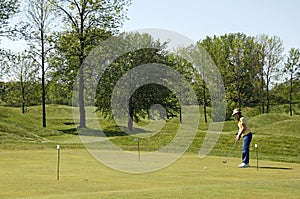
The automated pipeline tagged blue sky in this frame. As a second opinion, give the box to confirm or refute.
[1,0,299,54]
[122,0,300,53]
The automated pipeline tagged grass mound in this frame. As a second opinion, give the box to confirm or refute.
[0,105,78,148]
[0,105,299,163]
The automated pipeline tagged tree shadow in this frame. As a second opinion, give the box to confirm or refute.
[59,128,78,135]
[63,122,76,125]
[59,125,153,138]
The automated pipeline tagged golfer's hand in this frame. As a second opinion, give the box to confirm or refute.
[235,135,240,142]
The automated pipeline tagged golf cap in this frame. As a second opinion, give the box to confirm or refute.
[232,109,241,116]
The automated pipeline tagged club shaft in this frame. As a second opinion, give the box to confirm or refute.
[225,140,237,161]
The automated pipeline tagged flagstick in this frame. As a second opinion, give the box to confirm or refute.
[255,144,258,171]
[57,145,60,180]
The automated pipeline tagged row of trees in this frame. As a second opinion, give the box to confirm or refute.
[1,0,300,128]
[0,0,131,128]
[198,33,300,117]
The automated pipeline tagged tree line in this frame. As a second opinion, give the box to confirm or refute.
[0,0,300,129]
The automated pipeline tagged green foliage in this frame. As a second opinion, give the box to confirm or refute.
[282,48,300,115]
[47,82,72,105]
[0,0,20,80]
[95,32,196,127]
[284,48,300,76]
[199,33,262,119]
[271,80,300,104]
[95,33,166,118]
[1,51,40,111]
[0,0,19,37]
[256,34,284,113]
[49,0,131,82]
[130,84,180,121]
[51,0,131,127]
[1,81,41,107]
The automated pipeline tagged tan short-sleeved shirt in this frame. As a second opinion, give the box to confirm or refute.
[238,117,251,136]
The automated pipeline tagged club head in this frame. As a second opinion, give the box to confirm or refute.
[222,160,227,163]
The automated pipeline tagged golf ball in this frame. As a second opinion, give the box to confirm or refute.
[204,167,207,170]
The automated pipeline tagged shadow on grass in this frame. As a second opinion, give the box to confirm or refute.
[59,128,118,137]
[63,122,76,125]
[60,128,78,135]
[251,166,293,170]
[107,125,154,137]
[59,125,153,138]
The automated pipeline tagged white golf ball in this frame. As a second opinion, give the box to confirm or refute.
[204,167,207,170]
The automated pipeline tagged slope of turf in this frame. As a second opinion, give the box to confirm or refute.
[0,105,81,149]
[0,105,299,163]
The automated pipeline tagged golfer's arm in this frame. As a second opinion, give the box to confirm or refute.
[237,123,246,138]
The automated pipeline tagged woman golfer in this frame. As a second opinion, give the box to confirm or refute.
[232,109,252,168]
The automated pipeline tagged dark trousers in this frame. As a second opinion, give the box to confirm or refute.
[242,132,252,164]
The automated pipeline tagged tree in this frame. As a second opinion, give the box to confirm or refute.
[283,48,300,116]
[95,33,171,131]
[257,35,284,113]
[3,51,39,111]
[26,0,55,127]
[49,28,112,108]
[230,33,244,109]
[200,33,261,118]
[255,35,268,113]
[179,41,211,123]
[47,80,73,105]
[0,0,19,37]
[200,35,231,118]
[271,80,300,106]
[128,83,179,131]
[167,53,195,123]
[0,0,20,81]
[53,0,131,128]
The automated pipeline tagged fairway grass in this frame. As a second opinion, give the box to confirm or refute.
[0,149,299,199]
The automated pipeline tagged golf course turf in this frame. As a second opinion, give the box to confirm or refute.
[0,149,299,198]
[0,105,299,198]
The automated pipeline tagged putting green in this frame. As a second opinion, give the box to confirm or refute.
[0,149,299,198]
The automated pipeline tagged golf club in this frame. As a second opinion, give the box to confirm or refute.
[223,140,238,163]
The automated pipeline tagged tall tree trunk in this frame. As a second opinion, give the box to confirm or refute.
[21,82,25,114]
[179,106,182,124]
[203,81,207,123]
[41,21,46,127]
[237,54,242,109]
[261,73,265,114]
[289,73,293,116]
[78,9,86,128]
[237,70,241,109]
[266,80,270,113]
[260,54,265,114]
[128,106,133,132]
[78,59,86,128]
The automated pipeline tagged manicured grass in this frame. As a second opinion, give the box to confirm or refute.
[1,105,299,198]
[0,149,299,199]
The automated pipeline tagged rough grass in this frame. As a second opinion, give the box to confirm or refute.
[0,105,299,163]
